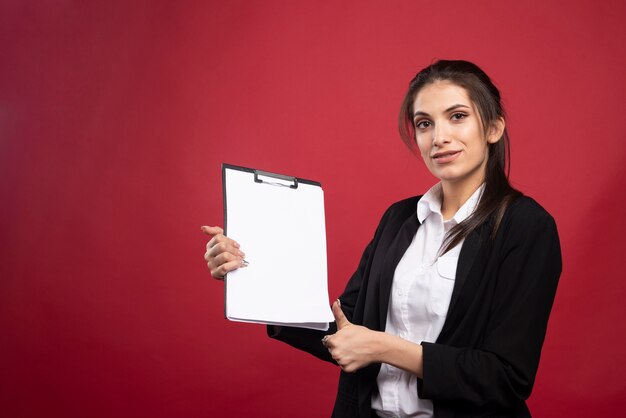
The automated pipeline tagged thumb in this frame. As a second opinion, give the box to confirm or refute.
[332,299,351,329]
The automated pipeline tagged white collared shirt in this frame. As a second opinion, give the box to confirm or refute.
[371,183,484,418]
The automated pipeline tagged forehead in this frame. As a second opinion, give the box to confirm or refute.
[412,80,473,113]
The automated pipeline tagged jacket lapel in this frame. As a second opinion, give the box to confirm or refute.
[448,229,481,312]
[437,227,487,342]
[377,214,420,329]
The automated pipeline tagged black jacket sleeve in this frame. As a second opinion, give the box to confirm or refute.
[420,199,562,408]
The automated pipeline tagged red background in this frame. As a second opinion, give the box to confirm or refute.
[2,1,625,417]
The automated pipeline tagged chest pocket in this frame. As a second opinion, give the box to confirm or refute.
[429,255,457,316]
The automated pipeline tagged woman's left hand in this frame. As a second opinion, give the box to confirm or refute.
[323,300,382,373]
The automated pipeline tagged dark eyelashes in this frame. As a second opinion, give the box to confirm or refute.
[414,113,468,128]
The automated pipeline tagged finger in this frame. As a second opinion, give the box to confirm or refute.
[341,364,356,373]
[332,299,351,330]
[201,225,223,236]
[205,247,239,264]
[209,251,241,270]
[321,335,330,348]
[207,233,241,252]
[210,258,246,278]
[206,241,245,260]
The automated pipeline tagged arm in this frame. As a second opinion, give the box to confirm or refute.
[326,200,562,408]
[324,300,424,375]
[419,204,562,407]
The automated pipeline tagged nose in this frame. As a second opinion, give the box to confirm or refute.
[432,124,450,147]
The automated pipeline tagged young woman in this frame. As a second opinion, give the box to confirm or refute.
[202,60,562,418]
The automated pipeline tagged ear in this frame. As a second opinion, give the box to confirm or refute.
[487,117,505,144]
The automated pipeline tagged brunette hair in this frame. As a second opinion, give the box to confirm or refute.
[399,59,521,254]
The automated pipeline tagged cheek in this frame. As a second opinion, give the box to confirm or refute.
[417,145,431,162]
[415,135,431,157]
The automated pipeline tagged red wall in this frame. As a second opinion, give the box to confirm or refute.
[1,1,625,417]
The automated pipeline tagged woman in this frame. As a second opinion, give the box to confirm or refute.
[202,60,562,418]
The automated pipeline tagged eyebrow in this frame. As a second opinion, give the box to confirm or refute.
[413,104,471,118]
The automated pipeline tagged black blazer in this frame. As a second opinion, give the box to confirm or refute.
[270,195,562,418]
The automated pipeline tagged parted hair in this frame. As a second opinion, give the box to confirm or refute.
[398,59,521,254]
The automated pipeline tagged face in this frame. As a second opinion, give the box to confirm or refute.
[412,80,502,190]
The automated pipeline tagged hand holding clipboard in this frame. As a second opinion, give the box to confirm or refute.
[201,225,248,278]
[203,164,334,331]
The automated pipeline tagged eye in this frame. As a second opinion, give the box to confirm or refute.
[451,112,468,121]
[414,119,431,129]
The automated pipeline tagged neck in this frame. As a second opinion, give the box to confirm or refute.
[440,176,484,220]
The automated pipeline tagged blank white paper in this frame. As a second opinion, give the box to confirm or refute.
[223,166,334,330]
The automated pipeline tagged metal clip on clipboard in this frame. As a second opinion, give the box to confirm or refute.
[254,170,299,189]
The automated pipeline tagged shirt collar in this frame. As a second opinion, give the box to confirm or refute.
[417,182,485,224]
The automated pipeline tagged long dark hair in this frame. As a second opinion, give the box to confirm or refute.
[399,60,521,254]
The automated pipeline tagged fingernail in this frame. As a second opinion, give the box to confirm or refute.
[234,242,240,248]
[336,299,341,307]
[239,251,246,257]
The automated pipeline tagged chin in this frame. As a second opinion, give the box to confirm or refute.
[433,170,462,182]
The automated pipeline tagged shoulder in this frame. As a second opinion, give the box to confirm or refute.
[379,195,422,224]
[500,195,559,239]
[386,195,422,215]
[365,195,421,241]
[494,195,563,278]
[505,195,556,225]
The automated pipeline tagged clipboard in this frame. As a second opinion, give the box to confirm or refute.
[222,163,334,330]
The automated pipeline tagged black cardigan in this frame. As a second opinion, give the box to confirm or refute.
[269,195,562,418]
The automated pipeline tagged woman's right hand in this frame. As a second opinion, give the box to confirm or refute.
[201,226,246,279]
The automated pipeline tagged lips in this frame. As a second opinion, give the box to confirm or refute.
[431,150,461,164]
